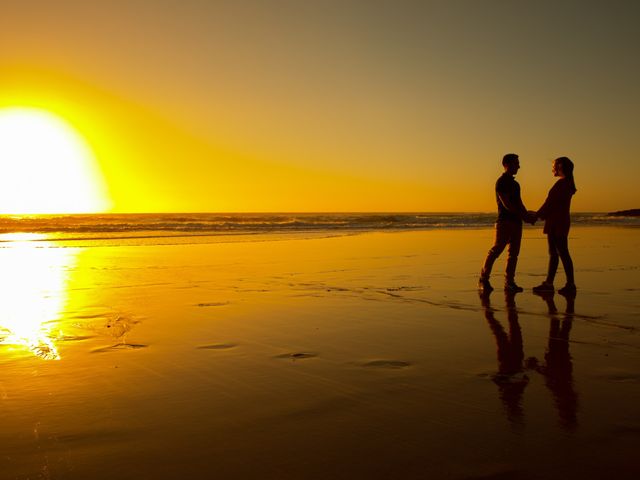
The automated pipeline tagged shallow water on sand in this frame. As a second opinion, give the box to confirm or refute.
[0,227,638,479]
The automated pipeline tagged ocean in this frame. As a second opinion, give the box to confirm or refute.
[0,212,638,243]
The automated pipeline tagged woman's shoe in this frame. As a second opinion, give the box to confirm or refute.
[558,284,576,295]
[533,281,554,293]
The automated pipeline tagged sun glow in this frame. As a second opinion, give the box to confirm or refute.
[0,107,110,214]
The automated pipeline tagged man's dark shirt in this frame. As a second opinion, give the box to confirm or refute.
[496,173,523,223]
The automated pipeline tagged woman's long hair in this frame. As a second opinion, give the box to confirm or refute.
[556,157,577,193]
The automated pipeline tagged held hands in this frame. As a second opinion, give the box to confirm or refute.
[524,210,538,225]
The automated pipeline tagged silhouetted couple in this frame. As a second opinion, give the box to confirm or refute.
[479,153,577,294]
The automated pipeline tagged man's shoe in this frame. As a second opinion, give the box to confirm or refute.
[558,284,577,295]
[478,278,494,292]
[504,282,524,293]
[532,281,554,293]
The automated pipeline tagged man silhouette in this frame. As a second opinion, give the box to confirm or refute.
[479,153,534,292]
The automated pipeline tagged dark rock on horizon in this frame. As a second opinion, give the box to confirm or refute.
[607,209,640,217]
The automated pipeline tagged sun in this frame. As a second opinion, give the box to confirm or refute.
[0,107,111,214]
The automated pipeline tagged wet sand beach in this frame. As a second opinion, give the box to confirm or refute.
[0,227,639,479]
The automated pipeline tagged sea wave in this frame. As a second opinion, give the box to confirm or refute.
[0,213,637,240]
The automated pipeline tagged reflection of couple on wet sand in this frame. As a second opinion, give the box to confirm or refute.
[480,290,578,431]
[479,153,577,294]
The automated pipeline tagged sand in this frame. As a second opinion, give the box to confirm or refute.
[0,227,638,479]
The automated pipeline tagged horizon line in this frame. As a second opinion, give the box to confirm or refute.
[0,210,631,216]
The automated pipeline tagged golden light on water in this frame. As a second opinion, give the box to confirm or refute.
[0,234,78,360]
[0,107,111,214]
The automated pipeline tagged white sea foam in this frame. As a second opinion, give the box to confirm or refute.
[0,212,637,243]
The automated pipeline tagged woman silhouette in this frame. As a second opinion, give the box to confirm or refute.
[533,157,577,294]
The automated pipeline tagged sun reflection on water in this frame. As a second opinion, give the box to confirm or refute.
[0,233,78,360]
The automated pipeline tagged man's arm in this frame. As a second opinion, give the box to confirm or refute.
[497,191,527,217]
[497,191,536,224]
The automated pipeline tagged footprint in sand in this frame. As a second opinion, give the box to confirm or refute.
[197,343,237,350]
[594,371,640,383]
[105,315,140,339]
[60,335,95,342]
[275,352,318,360]
[362,360,411,369]
[92,343,148,353]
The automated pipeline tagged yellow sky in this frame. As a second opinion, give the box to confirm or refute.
[1,1,639,212]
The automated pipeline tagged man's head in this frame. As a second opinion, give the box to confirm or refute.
[502,153,520,175]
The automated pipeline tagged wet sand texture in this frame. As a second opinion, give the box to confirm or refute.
[0,227,638,479]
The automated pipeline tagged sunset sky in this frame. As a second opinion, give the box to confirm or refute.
[1,0,638,213]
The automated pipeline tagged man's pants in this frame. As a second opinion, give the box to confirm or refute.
[480,220,523,283]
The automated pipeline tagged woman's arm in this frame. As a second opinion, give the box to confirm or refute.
[537,180,562,219]
[537,195,551,219]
